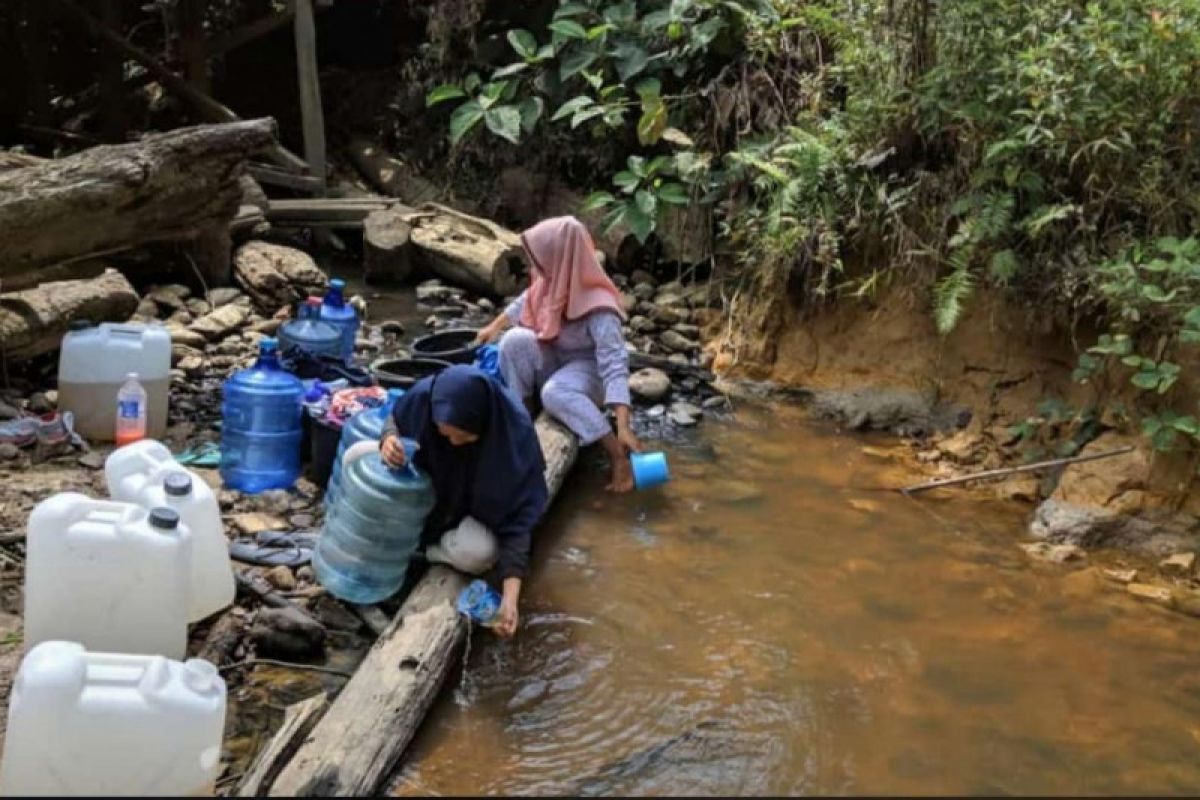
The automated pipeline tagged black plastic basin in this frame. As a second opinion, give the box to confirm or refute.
[410,328,480,365]
[372,357,452,390]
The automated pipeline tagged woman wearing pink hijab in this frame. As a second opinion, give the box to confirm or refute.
[476,216,642,492]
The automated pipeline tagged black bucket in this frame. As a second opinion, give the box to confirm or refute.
[373,357,452,390]
[410,328,480,365]
[308,415,343,489]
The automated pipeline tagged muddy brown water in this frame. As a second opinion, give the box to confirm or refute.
[389,403,1200,796]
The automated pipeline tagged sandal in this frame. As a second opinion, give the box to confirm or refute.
[176,442,221,468]
[229,537,313,568]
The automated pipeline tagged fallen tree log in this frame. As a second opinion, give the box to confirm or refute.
[401,204,526,299]
[346,138,441,206]
[267,415,579,796]
[0,119,276,281]
[236,693,328,798]
[363,208,414,284]
[0,269,139,360]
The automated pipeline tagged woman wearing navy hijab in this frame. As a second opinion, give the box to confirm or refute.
[380,364,548,637]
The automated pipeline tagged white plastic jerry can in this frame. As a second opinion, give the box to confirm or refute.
[25,493,192,659]
[57,321,172,442]
[0,640,226,797]
[105,440,235,622]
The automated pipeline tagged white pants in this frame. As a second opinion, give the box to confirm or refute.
[427,516,498,575]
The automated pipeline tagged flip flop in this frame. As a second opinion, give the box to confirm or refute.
[176,442,221,468]
[256,529,319,550]
[229,538,312,568]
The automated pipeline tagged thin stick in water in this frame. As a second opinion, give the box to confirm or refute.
[899,446,1135,496]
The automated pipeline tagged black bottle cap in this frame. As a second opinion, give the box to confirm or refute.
[164,472,192,497]
[149,507,180,530]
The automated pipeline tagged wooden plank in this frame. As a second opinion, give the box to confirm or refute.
[237,694,329,798]
[208,1,296,57]
[49,0,309,174]
[293,0,326,194]
[268,415,579,797]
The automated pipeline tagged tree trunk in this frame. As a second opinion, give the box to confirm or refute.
[401,204,526,299]
[345,138,440,206]
[267,416,579,797]
[363,209,414,284]
[0,119,276,282]
[0,269,139,360]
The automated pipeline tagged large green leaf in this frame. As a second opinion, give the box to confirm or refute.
[613,171,640,193]
[637,97,668,145]
[552,95,594,121]
[492,62,530,79]
[581,191,615,212]
[559,48,599,81]
[549,19,588,39]
[635,77,662,100]
[615,44,650,81]
[691,17,725,47]
[507,29,538,59]
[485,105,523,144]
[624,201,654,243]
[518,97,544,133]
[570,106,607,128]
[448,100,485,146]
[635,189,657,218]
[656,182,690,205]
[426,84,465,107]
[554,2,589,18]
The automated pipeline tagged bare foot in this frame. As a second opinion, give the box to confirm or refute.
[605,455,635,493]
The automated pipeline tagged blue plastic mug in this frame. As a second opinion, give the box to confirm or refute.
[630,451,670,490]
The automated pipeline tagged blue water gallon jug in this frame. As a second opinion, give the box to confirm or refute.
[279,297,342,361]
[324,388,405,506]
[220,339,304,493]
[319,279,359,363]
[314,440,435,603]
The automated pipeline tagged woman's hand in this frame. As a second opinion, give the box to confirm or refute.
[380,433,407,468]
[495,577,521,637]
[474,314,509,346]
[614,406,642,455]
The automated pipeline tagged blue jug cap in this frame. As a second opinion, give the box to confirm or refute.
[260,337,279,354]
[386,388,406,402]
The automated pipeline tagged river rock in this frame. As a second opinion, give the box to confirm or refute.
[650,305,686,326]
[0,444,19,461]
[629,368,671,403]
[629,316,657,335]
[633,284,656,302]
[26,392,52,414]
[231,512,287,536]
[177,356,205,377]
[937,431,985,464]
[1160,552,1196,576]
[1019,541,1086,564]
[669,401,702,427]
[703,395,730,411]
[134,297,160,320]
[0,401,18,421]
[147,284,191,311]
[809,387,971,438]
[265,565,297,591]
[234,241,328,311]
[1103,568,1138,584]
[661,330,698,353]
[190,303,250,341]
[250,606,326,659]
[1126,582,1173,606]
[1028,499,1198,558]
[620,293,638,315]
[1050,432,1151,515]
[631,270,656,287]
[208,288,244,308]
[166,324,208,349]
[416,280,462,303]
[379,320,406,337]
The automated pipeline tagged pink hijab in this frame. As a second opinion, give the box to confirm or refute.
[519,216,625,342]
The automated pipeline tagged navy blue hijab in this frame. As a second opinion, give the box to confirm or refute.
[392,365,548,579]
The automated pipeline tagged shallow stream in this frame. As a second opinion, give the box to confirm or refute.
[390,403,1200,795]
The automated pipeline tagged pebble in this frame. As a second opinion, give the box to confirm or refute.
[650,305,685,326]
[290,513,315,529]
[477,298,495,312]
[0,402,19,421]
[1019,542,1086,564]
[633,284,656,301]
[0,444,19,461]
[631,270,656,287]
[265,565,297,591]
[231,512,287,536]
[1127,582,1173,606]
[250,606,325,659]
[668,353,689,366]
[296,565,315,584]
[1103,568,1139,584]
[630,316,657,334]
[703,395,729,410]
[669,402,702,427]
[379,320,406,336]
[208,288,243,308]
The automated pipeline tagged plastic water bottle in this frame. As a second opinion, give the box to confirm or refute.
[456,579,502,627]
[114,372,148,447]
[220,338,304,494]
[319,278,359,363]
[314,440,434,604]
[279,296,343,361]
[324,388,405,505]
